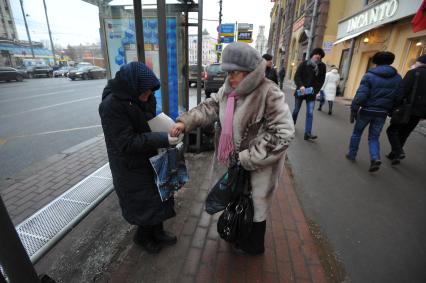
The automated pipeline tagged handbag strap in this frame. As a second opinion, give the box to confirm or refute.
[407,71,420,105]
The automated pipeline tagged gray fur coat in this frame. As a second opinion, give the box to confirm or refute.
[177,60,295,221]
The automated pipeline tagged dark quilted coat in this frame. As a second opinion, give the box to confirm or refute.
[98,62,175,226]
[351,65,402,116]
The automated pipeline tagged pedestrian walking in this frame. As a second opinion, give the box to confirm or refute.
[279,65,286,90]
[170,42,295,255]
[346,52,402,172]
[263,53,279,84]
[292,48,326,140]
[99,62,182,254]
[385,54,426,165]
[318,65,340,115]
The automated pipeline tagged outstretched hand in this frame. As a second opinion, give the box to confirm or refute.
[170,122,185,137]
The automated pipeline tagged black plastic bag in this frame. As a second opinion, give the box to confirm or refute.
[205,163,239,215]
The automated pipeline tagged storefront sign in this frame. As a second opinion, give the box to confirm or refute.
[293,18,304,32]
[323,41,333,54]
[346,0,398,33]
[336,0,420,40]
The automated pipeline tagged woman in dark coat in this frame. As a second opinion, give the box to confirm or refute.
[99,62,180,254]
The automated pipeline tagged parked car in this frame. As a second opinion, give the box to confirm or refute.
[0,66,24,82]
[189,64,206,87]
[68,66,106,80]
[75,62,93,68]
[204,63,226,98]
[53,66,72,77]
[27,65,53,78]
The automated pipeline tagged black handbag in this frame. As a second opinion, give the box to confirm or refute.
[217,164,254,243]
[391,71,420,124]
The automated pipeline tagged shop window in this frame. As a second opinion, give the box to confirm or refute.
[338,49,350,80]
[402,37,426,75]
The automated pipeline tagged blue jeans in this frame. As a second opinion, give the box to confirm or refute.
[292,97,315,134]
[348,114,386,161]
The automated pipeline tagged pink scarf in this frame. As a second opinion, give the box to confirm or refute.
[217,91,239,164]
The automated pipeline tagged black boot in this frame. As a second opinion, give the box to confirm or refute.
[328,101,333,115]
[133,225,162,254]
[304,133,318,140]
[369,160,382,172]
[153,223,177,245]
[234,221,266,255]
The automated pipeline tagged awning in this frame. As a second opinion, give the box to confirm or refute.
[0,44,52,56]
[333,30,366,45]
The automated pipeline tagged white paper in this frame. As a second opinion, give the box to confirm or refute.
[148,112,175,133]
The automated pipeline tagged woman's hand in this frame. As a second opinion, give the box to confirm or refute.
[170,122,185,137]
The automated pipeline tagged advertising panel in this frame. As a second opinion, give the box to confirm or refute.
[237,31,253,43]
[104,17,179,119]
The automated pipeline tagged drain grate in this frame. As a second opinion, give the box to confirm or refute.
[14,163,113,263]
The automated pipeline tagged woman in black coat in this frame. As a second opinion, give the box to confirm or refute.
[99,62,180,254]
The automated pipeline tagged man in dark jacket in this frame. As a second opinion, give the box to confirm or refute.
[278,65,286,90]
[346,51,402,172]
[292,48,326,140]
[99,62,182,254]
[262,54,278,84]
[385,54,426,164]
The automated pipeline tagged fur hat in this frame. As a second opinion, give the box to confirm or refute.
[221,42,263,72]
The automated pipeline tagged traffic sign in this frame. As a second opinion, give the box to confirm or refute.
[215,44,223,52]
[237,23,253,31]
[220,37,234,43]
[219,23,235,34]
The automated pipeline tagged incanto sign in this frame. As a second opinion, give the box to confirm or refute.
[346,0,398,33]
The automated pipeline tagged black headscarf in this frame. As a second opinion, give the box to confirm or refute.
[115,62,160,97]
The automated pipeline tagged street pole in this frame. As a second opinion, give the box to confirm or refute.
[196,0,203,152]
[19,0,35,58]
[305,0,319,60]
[216,0,222,63]
[0,196,40,283]
[42,0,56,65]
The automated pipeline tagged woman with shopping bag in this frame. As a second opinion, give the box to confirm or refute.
[170,42,295,255]
[99,62,182,254]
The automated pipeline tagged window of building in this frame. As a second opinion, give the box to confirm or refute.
[402,37,426,75]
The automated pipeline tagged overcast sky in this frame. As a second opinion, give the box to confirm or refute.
[10,0,273,47]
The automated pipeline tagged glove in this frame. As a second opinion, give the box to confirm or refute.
[168,133,184,146]
[350,110,357,124]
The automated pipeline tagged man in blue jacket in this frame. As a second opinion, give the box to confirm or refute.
[346,51,402,172]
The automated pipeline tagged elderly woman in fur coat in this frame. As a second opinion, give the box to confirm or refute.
[170,42,295,255]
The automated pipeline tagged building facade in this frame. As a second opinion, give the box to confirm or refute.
[0,0,17,40]
[268,0,344,80]
[188,30,217,65]
[328,0,425,98]
[255,25,268,55]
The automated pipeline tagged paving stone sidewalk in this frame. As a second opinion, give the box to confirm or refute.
[95,154,329,283]
[1,133,331,282]
[0,135,108,225]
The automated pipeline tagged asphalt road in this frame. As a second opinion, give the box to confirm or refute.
[283,83,426,283]
[0,77,106,182]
